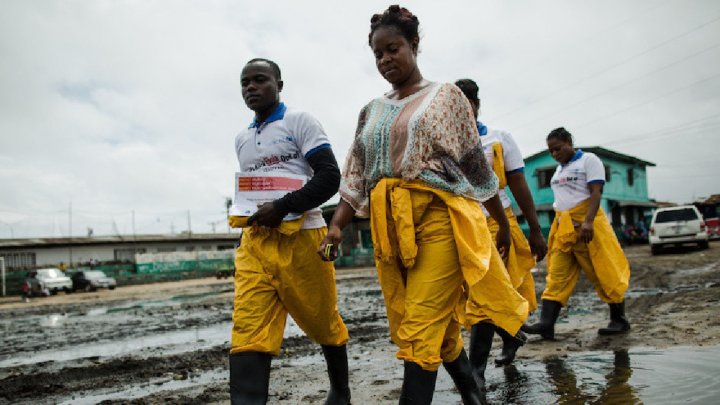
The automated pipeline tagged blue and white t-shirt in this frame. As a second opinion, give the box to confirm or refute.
[235,102,331,229]
[478,122,525,215]
[550,150,605,212]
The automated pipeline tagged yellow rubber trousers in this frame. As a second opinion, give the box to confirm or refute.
[486,207,538,313]
[228,216,349,355]
[370,179,527,371]
[542,200,630,306]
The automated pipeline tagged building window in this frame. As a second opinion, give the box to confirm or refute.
[1,252,36,270]
[156,246,177,253]
[217,244,235,250]
[604,165,612,182]
[627,168,634,186]
[536,167,555,188]
[114,248,146,262]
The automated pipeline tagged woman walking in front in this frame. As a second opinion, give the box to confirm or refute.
[320,5,528,404]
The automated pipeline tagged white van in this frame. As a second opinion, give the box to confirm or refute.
[649,205,709,255]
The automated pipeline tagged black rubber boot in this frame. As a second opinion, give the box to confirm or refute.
[442,349,485,405]
[399,361,437,405]
[321,344,351,405]
[229,352,271,405]
[494,327,526,366]
[520,299,562,340]
[469,322,495,391]
[598,301,631,335]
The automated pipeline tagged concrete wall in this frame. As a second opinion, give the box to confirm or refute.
[1,239,239,271]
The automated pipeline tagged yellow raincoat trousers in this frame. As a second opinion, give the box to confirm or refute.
[542,200,630,306]
[486,207,538,313]
[228,216,349,355]
[483,141,538,312]
[370,179,528,371]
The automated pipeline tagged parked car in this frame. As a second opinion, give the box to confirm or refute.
[215,268,235,279]
[25,268,73,296]
[71,270,117,292]
[649,205,709,255]
[705,217,720,240]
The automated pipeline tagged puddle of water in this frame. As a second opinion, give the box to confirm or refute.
[56,345,720,404]
[85,307,109,316]
[38,313,69,327]
[625,283,708,299]
[676,262,718,277]
[474,346,720,404]
[170,290,229,302]
[0,313,305,368]
[57,367,227,405]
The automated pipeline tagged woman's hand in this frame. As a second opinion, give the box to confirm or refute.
[318,225,343,261]
[528,229,548,262]
[580,220,595,244]
[496,223,511,261]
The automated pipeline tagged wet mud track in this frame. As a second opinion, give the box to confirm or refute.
[1,244,720,404]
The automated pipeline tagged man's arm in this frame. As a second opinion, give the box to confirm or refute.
[274,147,340,214]
[248,147,340,227]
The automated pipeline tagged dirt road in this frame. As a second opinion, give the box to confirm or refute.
[1,243,719,404]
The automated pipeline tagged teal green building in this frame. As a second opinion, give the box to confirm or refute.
[511,146,656,237]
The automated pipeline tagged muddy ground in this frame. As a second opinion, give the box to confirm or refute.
[1,242,719,404]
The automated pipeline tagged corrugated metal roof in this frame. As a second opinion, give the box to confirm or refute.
[524,146,656,167]
[0,233,240,248]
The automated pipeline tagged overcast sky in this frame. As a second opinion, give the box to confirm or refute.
[1,0,719,238]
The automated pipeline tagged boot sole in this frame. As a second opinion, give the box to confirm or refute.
[597,327,630,336]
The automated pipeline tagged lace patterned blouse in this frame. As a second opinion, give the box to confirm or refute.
[340,82,499,217]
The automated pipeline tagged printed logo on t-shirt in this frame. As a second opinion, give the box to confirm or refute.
[552,167,584,187]
[552,175,580,186]
[249,151,301,172]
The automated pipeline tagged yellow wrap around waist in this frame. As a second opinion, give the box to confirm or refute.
[371,179,528,341]
[545,200,630,304]
[370,179,493,287]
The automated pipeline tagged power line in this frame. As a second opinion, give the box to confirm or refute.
[653,162,720,168]
[510,41,720,131]
[495,13,720,120]
[572,72,720,130]
[489,0,675,87]
[651,173,720,179]
[604,114,720,146]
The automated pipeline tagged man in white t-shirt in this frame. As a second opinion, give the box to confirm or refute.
[228,58,350,405]
[454,78,547,371]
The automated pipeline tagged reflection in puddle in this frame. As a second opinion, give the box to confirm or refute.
[39,314,68,327]
[484,346,720,404]
[85,307,108,316]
